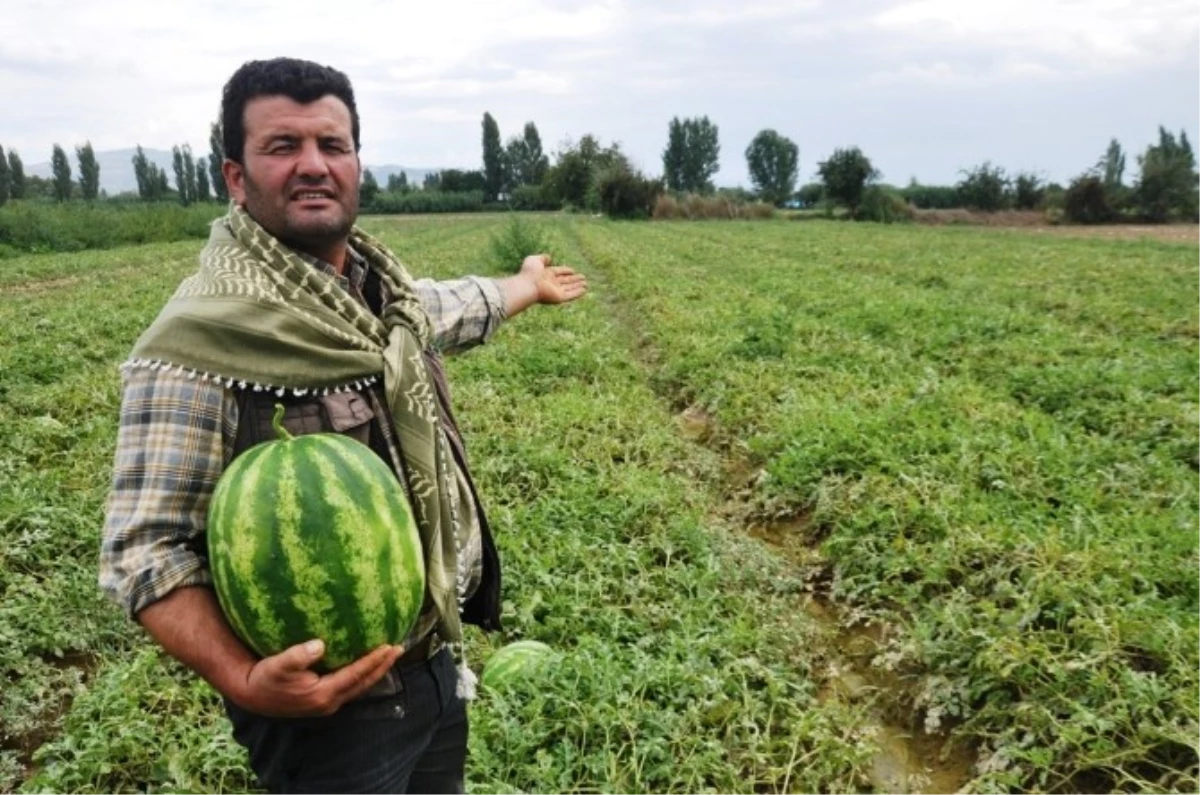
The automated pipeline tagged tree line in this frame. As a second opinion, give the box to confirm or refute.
[3,112,1194,225]
[0,143,96,205]
[802,129,1197,224]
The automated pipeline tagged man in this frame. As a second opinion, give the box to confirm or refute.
[100,57,586,794]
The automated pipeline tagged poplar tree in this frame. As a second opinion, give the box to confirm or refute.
[51,144,73,201]
[482,112,503,201]
[7,149,25,199]
[76,141,101,200]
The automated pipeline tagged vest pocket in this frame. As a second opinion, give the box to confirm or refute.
[250,393,375,446]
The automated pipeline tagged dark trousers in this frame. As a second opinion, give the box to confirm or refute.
[225,648,468,794]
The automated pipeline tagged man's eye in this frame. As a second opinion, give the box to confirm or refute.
[267,143,294,154]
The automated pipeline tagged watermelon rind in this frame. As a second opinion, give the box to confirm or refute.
[481,640,556,689]
[207,409,425,672]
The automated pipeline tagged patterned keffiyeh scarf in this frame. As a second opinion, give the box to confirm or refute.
[125,205,468,650]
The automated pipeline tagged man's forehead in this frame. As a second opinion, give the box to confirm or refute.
[244,94,353,135]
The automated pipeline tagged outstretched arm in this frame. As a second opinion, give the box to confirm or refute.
[415,255,588,354]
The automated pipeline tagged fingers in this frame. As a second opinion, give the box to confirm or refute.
[319,645,404,709]
[271,639,326,674]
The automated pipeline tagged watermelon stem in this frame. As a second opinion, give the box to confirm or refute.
[271,403,294,441]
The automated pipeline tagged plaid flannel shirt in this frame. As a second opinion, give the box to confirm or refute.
[99,249,505,625]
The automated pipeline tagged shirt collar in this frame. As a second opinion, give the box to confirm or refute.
[295,246,369,294]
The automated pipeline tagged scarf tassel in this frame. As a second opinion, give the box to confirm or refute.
[119,358,370,399]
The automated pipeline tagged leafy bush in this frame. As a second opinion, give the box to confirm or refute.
[488,215,551,272]
[509,184,557,211]
[795,182,824,208]
[366,190,484,214]
[0,200,222,256]
[900,182,958,209]
[595,167,663,219]
[855,185,913,223]
[816,147,878,214]
[956,162,1010,211]
[1012,172,1045,210]
[1063,175,1115,224]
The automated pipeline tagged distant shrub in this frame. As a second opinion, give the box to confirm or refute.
[509,184,557,211]
[956,162,1010,211]
[901,182,958,209]
[366,190,484,214]
[1012,172,1046,210]
[855,185,913,223]
[653,193,776,220]
[488,215,551,272]
[0,200,222,256]
[795,182,824,208]
[595,167,663,219]
[1063,175,1115,224]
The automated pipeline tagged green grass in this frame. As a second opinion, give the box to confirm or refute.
[1,215,1196,793]
[572,219,1199,792]
[0,201,224,257]
[3,216,872,793]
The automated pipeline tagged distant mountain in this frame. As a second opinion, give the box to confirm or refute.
[27,149,439,196]
[28,148,174,196]
[362,165,436,188]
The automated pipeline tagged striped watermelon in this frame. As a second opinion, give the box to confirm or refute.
[207,404,425,671]
[481,640,556,688]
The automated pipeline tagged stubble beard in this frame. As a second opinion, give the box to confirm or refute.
[241,173,358,259]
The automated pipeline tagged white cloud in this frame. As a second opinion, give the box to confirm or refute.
[873,0,1199,70]
[2,0,1196,187]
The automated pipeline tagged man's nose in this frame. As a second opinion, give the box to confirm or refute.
[295,140,330,177]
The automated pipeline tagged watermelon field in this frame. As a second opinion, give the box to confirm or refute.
[1,214,1197,793]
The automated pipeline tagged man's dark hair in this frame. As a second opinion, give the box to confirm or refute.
[221,58,361,164]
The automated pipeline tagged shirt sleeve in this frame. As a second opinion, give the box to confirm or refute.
[413,276,507,355]
[99,367,238,618]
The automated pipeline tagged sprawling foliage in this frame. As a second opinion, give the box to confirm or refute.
[2,216,1195,795]
[574,218,1198,793]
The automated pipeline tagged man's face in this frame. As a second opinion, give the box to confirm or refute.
[224,94,360,262]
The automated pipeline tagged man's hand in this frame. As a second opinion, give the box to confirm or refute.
[498,254,588,317]
[137,586,403,720]
[520,254,588,305]
[236,639,404,718]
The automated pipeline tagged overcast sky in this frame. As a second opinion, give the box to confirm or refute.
[5,0,1197,188]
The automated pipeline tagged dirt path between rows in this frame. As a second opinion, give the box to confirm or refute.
[570,227,977,794]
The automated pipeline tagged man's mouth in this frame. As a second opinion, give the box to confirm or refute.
[291,189,335,202]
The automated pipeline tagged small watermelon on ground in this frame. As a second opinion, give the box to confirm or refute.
[481,640,556,689]
[207,404,425,671]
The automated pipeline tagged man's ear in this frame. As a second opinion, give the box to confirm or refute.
[222,159,246,205]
